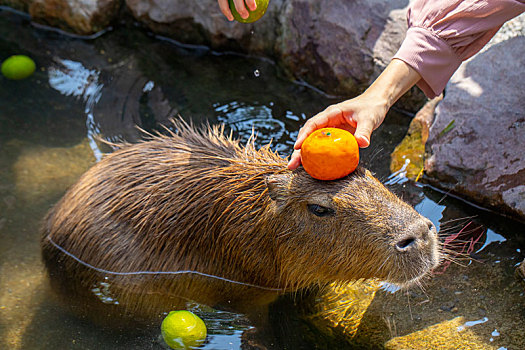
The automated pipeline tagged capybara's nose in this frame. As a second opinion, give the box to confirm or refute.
[395,218,436,253]
[395,236,417,252]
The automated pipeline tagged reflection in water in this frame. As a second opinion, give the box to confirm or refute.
[215,101,291,153]
[476,229,507,253]
[48,59,102,102]
[384,157,410,185]
[306,280,381,342]
[91,279,120,305]
[379,282,401,294]
[191,306,251,349]
[490,328,500,342]
[142,80,154,93]
[456,317,489,332]
[415,197,445,232]
[48,59,104,161]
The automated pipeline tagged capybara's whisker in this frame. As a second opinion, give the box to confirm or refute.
[439,215,477,226]
[439,227,481,237]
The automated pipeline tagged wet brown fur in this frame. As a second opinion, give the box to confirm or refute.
[41,120,440,324]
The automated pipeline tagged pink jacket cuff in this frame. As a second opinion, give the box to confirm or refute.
[393,27,462,98]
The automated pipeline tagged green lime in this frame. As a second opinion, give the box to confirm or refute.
[161,310,207,349]
[228,0,269,23]
[1,55,36,80]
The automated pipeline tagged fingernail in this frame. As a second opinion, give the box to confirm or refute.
[355,134,369,148]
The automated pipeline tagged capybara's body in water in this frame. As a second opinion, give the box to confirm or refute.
[41,121,440,324]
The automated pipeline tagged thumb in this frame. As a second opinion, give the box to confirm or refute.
[353,118,375,148]
[287,149,302,170]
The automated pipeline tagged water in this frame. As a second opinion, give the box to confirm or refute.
[1,8,524,349]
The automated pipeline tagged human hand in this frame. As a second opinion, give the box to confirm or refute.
[287,59,422,170]
[218,0,257,21]
[287,93,389,170]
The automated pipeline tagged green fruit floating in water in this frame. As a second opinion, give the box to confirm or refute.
[1,55,36,80]
[228,0,269,23]
[161,310,207,349]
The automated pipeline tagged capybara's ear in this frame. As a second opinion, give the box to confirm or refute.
[265,173,291,204]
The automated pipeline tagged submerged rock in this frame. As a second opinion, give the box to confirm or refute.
[390,94,442,180]
[385,316,498,350]
[306,280,380,340]
[12,139,96,203]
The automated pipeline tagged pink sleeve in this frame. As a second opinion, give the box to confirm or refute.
[393,0,525,98]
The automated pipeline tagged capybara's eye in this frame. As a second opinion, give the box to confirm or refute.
[307,204,335,217]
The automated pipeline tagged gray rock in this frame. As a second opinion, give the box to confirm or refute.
[276,0,409,95]
[125,0,424,104]
[3,0,424,107]
[125,0,283,54]
[425,29,525,221]
[30,0,120,34]
[0,0,120,34]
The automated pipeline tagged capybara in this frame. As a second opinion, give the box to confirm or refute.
[41,120,440,324]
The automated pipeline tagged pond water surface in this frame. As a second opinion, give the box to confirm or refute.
[0,8,524,350]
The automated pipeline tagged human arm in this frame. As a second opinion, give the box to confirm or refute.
[288,0,525,170]
[395,0,525,98]
[217,0,257,21]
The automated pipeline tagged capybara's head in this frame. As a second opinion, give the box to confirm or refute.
[41,121,440,318]
[264,167,440,289]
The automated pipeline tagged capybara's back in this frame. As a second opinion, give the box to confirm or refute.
[41,121,440,324]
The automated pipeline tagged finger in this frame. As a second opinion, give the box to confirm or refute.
[342,109,358,128]
[287,149,302,170]
[353,117,375,148]
[233,0,250,19]
[337,123,356,135]
[245,0,257,11]
[218,0,234,20]
[294,105,344,149]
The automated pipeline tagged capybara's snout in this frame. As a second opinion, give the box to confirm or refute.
[394,217,436,253]
[387,215,440,285]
